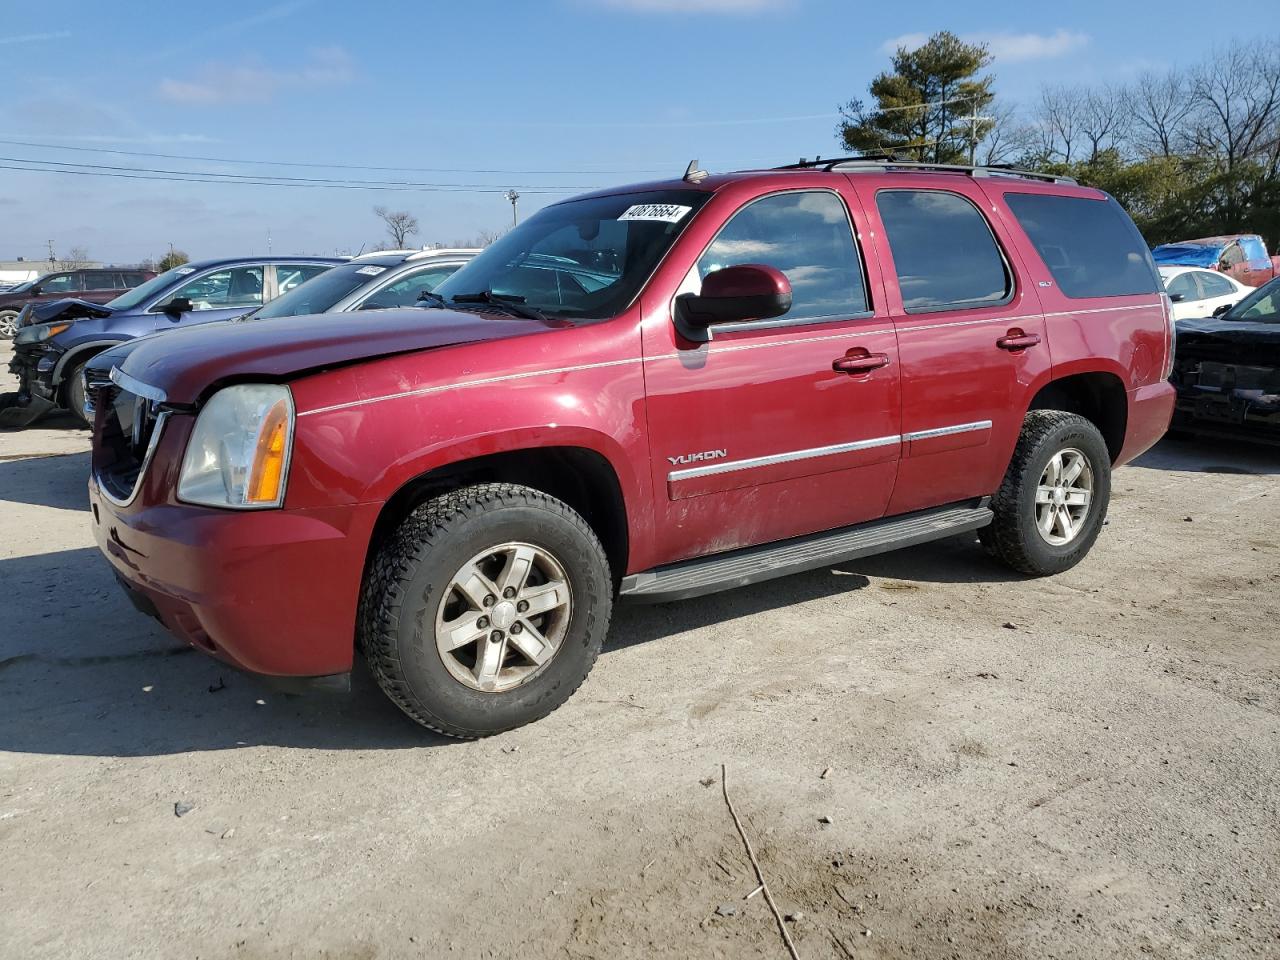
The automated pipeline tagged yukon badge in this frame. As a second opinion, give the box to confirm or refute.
[668,449,728,466]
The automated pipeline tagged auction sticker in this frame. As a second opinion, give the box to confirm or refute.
[355,265,387,276]
[618,203,692,223]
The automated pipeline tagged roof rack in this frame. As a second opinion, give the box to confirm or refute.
[775,156,1075,185]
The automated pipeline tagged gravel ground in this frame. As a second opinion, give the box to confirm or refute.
[1,341,1277,959]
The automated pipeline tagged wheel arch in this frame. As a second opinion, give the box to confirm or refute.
[1026,366,1128,463]
[52,339,130,386]
[365,444,632,591]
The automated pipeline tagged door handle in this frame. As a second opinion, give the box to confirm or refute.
[996,331,1042,351]
[832,352,890,375]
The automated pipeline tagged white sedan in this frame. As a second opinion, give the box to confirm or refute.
[1159,265,1250,321]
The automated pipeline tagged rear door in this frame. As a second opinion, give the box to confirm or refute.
[641,184,902,565]
[82,271,117,303]
[849,175,1049,515]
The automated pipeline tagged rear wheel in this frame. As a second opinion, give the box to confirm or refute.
[359,482,612,738]
[0,310,19,339]
[980,411,1111,576]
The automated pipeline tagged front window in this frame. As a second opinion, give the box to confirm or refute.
[39,273,79,294]
[1224,279,1280,324]
[433,189,712,320]
[159,266,265,311]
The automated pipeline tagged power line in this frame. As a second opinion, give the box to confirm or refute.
[0,160,581,194]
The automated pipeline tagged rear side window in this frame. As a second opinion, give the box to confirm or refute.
[875,190,1010,312]
[1199,272,1236,297]
[697,190,868,322]
[1005,193,1159,299]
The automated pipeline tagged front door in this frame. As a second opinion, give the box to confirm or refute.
[641,187,901,567]
[149,264,267,329]
[849,176,1050,516]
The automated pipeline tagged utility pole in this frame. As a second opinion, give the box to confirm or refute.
[47,240,56,265]
[963,97,994,165]
[267,226,272,255]
[505,190,520,227]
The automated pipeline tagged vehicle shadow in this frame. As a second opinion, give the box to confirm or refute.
[1133,433,1280,476]
[0,451,91,511]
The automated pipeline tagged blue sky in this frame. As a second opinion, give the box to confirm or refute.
[0,0,1252,264]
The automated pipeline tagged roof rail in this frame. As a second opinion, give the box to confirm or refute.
[775,156,1075,185]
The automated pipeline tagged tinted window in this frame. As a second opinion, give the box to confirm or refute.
[697,190,867,321]
[164,266,265,311]
[1227,280,1280,323]
[876,191,1009,311]
[1005,193,1159,299]
[39,273,80,293]
[276,263,330,295]
[83,272,113,289]
[120,272,147,287]
[360,265,462,309]
[1198,272,1236,298]
[1221,243,1244,267]
[434,189,711,320]
[1165,273,1199,300]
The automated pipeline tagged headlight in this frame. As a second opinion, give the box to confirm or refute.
[13,321,71,345]
[178,384,294,509]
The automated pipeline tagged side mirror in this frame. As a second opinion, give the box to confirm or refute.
[1213,303,1231,317]
[164,296,193,317]
[675,264,793,342]
[29,284,41,296]
[1169,292,1186,303]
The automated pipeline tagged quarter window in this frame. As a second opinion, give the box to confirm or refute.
[1004,193,1160,299]
[876,190,1010,312]
[696,190,868,322]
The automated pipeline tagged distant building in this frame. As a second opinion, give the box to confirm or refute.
[0,257,104,285]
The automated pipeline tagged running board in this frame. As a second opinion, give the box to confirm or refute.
[619,499,992,603]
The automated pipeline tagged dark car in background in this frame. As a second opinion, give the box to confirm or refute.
[1171,275,1280,443]
[0,268,155,338]
[7,256,341,422]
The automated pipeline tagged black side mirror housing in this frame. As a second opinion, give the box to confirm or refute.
[164,296,193,317]
[29,284,41,296]
[675,264,793,343]
[1213,303,1231,317]
[1169,292,1185,303]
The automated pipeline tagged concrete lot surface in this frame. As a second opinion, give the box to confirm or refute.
[1,343,1277,958]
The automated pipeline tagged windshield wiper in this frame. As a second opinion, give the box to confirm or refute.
[416,290,448,308]
[448,291,548,323]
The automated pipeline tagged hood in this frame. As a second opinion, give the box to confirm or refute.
[117,307,551,405]
[29,297,115,323]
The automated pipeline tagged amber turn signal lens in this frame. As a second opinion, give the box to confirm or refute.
[245,399,291,504]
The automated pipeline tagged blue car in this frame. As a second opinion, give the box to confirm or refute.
[8,256,342,423]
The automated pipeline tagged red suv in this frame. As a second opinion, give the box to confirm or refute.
[88,160,1174,737]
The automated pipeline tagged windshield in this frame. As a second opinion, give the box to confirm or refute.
[9,278,38,294]
[1223,277,1280,323]
[105,265,197,311]
[250,262,384,319]
[433,189,711,320]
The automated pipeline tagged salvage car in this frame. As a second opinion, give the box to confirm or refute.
[1152,234,1280,288]
[1171,275,1280,442]
[7,256,341,423]
[0,267,154,339]
[87,159,1173,737]
[1159,265,1250,321]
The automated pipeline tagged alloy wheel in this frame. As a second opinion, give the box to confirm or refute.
[1034,447,1093,546]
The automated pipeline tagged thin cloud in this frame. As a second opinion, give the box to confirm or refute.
[592,0,790,12]
[148,0,312,60]
[158,46,355,105]
[881,29,1090,63]
[0,31,71,45]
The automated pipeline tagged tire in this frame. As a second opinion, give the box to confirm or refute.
[0,310,18,339]
[359,482,613,738]
[63,360,90,426]
[980,410,1112,576]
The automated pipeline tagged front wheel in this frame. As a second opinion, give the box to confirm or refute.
[63,361,90,426]
[359,483,613,738]
[0,310,19,339]
[980,411,1112,576]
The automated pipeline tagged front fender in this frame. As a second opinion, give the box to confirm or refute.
[52,338,132,384]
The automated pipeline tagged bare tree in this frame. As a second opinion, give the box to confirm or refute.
[56,245,93,270]
[1187,40,1280,171]
[1080,84,1130,161]
[373,206,420,249]
[977,102,1039,165]
[1035,85,1086,163]
[1131,70,1195,158]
